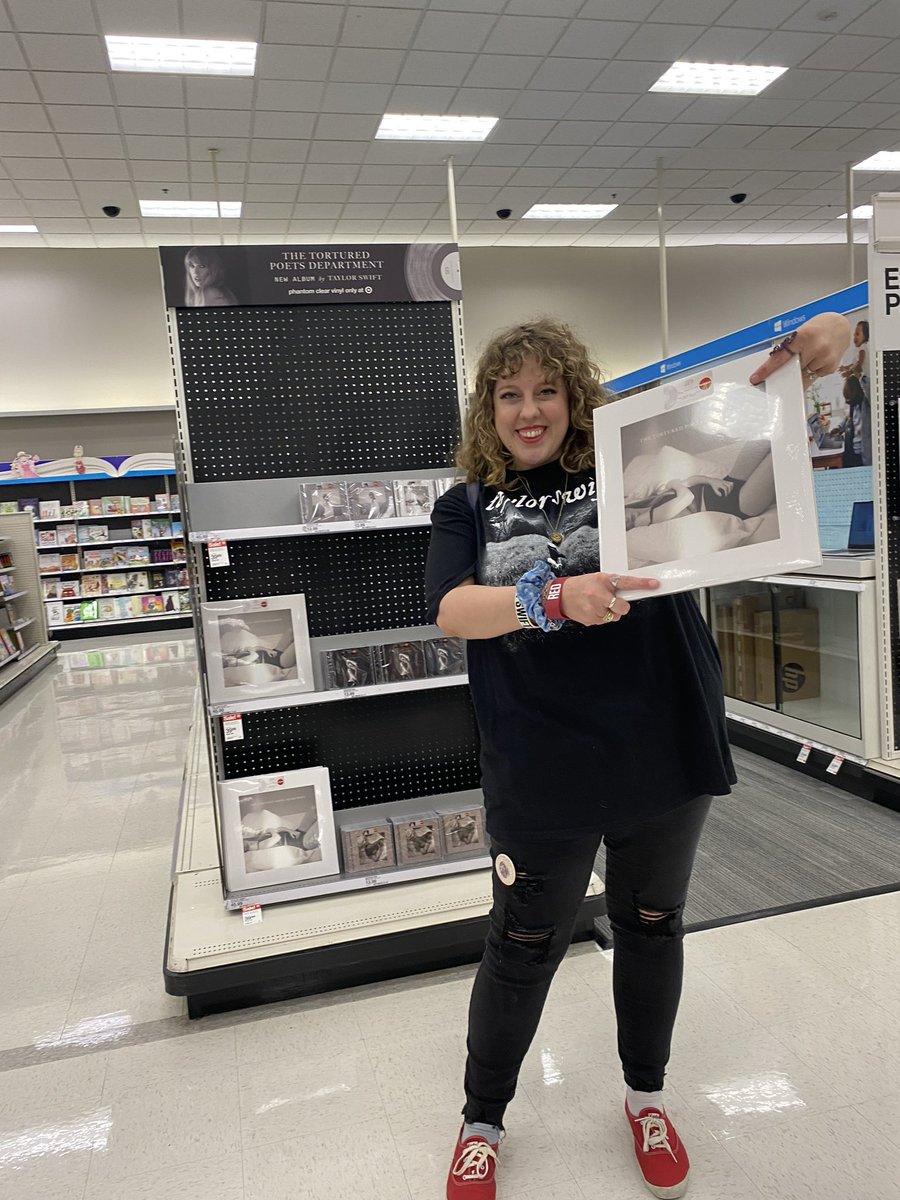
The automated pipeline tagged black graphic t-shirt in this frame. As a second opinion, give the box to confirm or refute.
[425,459,736,842]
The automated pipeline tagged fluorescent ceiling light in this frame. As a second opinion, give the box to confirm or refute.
[376,114,497,141]
[139,200,241,217]
[105,35,257,76]
[651,62,787,96]
[838,205,873,219]
[854,152,900,172]
[523,204,618,220]
[0,224,39,233]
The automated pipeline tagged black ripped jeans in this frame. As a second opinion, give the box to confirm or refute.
[463,794,712,1127]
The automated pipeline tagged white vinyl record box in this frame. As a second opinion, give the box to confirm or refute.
[594,351,820,599]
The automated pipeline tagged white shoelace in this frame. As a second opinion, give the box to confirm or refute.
[453,1140,499,1180]
[638,1113,678,1162]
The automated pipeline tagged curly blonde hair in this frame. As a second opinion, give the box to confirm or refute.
[457,318,612,486]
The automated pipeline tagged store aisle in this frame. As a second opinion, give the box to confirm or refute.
[0,634,898,1200]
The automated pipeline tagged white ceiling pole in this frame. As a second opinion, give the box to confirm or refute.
[657,157,669,360]
[209,147,223,246]
[446,156,459,245]
[845,160,855,287]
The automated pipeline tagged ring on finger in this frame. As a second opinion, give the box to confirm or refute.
[609,575,620,591]
[606,597,617,614]
[603,610,616,624]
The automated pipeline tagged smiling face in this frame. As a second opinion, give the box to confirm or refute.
[853,322,865,347]
[492,357,570,471]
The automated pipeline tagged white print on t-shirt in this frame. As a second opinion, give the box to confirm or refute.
[485,477,596,514]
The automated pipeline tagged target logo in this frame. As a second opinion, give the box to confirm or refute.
[699,376,712,390]
[260,600,268,608]
[276,777,284,786]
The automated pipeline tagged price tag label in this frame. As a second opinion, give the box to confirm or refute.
[343,688,359,699]
[364,874,380,887]
[353,521,368,529]
[208,539,230,568]
[242,903,263,926]
[223,713,244,741]
[826,754,844,775]
[796,743,812,763]
[302,523,318,533]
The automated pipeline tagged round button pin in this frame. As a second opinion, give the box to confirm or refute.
[495,853,516,886]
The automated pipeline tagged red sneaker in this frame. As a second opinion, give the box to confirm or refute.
[625,1102,690,1199]
[446,1128,499,1199]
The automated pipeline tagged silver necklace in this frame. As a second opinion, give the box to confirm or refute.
[516,471,570,545]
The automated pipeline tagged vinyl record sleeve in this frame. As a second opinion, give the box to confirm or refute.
[594,351,820,599]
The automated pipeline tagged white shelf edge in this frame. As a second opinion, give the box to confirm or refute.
[49,611,192,630]
[724,709,867,765]
[0,649,21,669]
[44,586,188,602]
[11,617,34,631]
[0,565,16,572]
[208,672,469,715]
[224,853,492,909]
[189,515,432,543]
[2,590,28,602]
[40,559,187,576]
[31,509,180,525]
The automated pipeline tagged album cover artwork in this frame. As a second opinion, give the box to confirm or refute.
[322,645,381,690]
[346,480,395,521]
[340,821,397,874]
[393,478,436,517]
[436,806,486,856]
[392,813,444,866]
[299,481,348,523]
[382,640,425,683]
[424,637,467,678]
[201,594,315,704]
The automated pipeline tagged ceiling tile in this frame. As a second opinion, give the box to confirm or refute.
[850,0,900,37]
[783,0,880,33]
[651,124,716,148]
[316,81,389,115]
[527,57,602,92]
[27,199,89,217]
[263,3,344,45]
[112,75,186,107]
[341,6,421,48]
[94,0,179,38]
[296,184,349,201]
[255,81,325,111]
[342,202,392,218]
[68,158,131,180]
[0,72,40,102]
[619,23,706,61]
[0,104,51,133]
[788,99,857,125]
[35,218,92,230]
[184,78,255,109]
[119,107,187,136]
[48,106,120,135]
[575,145,634,169]
[506,90,577,119]
[20,34,107,72]
[300,164,356,184]
[252,111,316,138]
[0,131,58,156]
[719,0,806,28]
[124,134,186,160]
[190,160,246,183]
[797,128,859,151]
[188,136,251,161]
[76,180,137,208]
[401,51,477,86]
[330,47,404,84]
[181,0,263,40]
[0,199,30,218]
[248,162,303,182]
[8,0,97,35]
[623,94,695,123]
[730,98,802,125]
[551,20,639,59]
[190,109,254,138]
[543,119,611,145]
[481,16,568,56]
[450,87,519,116]
[387,84,457,112]
[802,34,891,70]
[473,144,532,165]
[814,72,896,103]
[526,144,584,167]
[566,93,639,121]
[255,44,328,82]
[506,166,565,187]
[0,32,27,69]
[306,139,368,163]
[698,124,769,148]
[244,182,298,201]
[242,201,293,218]
[746,30,831,66]
[19,178,78,199]
[413,10,495,53]
[763,69,841,102]
[314,113,380,141]
[494,118,555,144]
[681,25,768,59]
[33,71,115,107]
[590,60,668,93]
[349,183,403,201]
[358,164,412,184]
[459,165,515,184]
[130,160,188,181]
[651,0,733,19]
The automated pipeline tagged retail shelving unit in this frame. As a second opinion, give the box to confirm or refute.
[0,512,57,703]
[1,466,192,636]
[162,245,605,1014]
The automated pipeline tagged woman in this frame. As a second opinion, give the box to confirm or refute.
[183,247,237,307]
[425,314,849,1200]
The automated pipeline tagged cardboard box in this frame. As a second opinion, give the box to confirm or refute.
[731,593,771,704]
[713,602,736,697]
[753,608,821,704]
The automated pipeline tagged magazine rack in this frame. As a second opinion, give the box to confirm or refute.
[162,247,606,1013]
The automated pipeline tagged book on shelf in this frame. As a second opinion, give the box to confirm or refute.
[88,499,103,517]
[171,520,183,536]
[130,497,151,514]
[18,498,40,516]
[60,505,76,519]
[39,552,61,573]
[39,500,61,520]
[37,530,58,548]
[80,600,99,622]
[0,628,16,662]
[104,573,127,593]
[0,501,18,515]
[46,602,63,626]
[84,525,109,543]
[59,581,79,600]
[164,566,188,588]
[0,575,14,598]
[63,602,81,624]
[178,590,192,612]
[123,571,149,591]
[126,545,151,565]
[393,479,436,518]
[81,575,102,597]
[60,553,79,571]
[0,551,12,570]
[57,524,77,546]
[98,598,116,621]
[141,594,165,615]
[154,493,170,511]
[163,592,179,613]
[73,500,90,518]
[101,496,128,516]
[82,548,107,568]
[42,578,61,600]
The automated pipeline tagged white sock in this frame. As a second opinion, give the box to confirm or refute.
[462,1121,501,1146]
[627,1086,666,1116]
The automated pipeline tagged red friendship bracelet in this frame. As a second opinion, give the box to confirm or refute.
[543,576,569,623]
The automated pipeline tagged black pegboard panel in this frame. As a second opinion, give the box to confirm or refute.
[220,687,481,807]
[176,303,460,482]
[202,528,430,636]
[883,350,900,749]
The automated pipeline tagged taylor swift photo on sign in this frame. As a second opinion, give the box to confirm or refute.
[594,350,820,598]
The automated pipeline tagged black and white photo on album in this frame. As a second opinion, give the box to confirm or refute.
[594,350,820,598]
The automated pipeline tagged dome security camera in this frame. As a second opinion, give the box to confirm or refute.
[496,207,512,220]
[729,193,747,205]
[102,204,121,218]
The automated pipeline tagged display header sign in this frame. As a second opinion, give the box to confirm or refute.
[610,282,868,394]
[159,242,462,308]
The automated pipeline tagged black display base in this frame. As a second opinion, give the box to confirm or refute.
[726,718,900,815]
[165,892,608,1020]
[50,616,193,639]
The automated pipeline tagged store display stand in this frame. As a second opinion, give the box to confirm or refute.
[0,512,57,703]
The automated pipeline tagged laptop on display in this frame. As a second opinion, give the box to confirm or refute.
[823,500,874,557]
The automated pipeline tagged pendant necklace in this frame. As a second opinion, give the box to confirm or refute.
[516,471,570,546]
